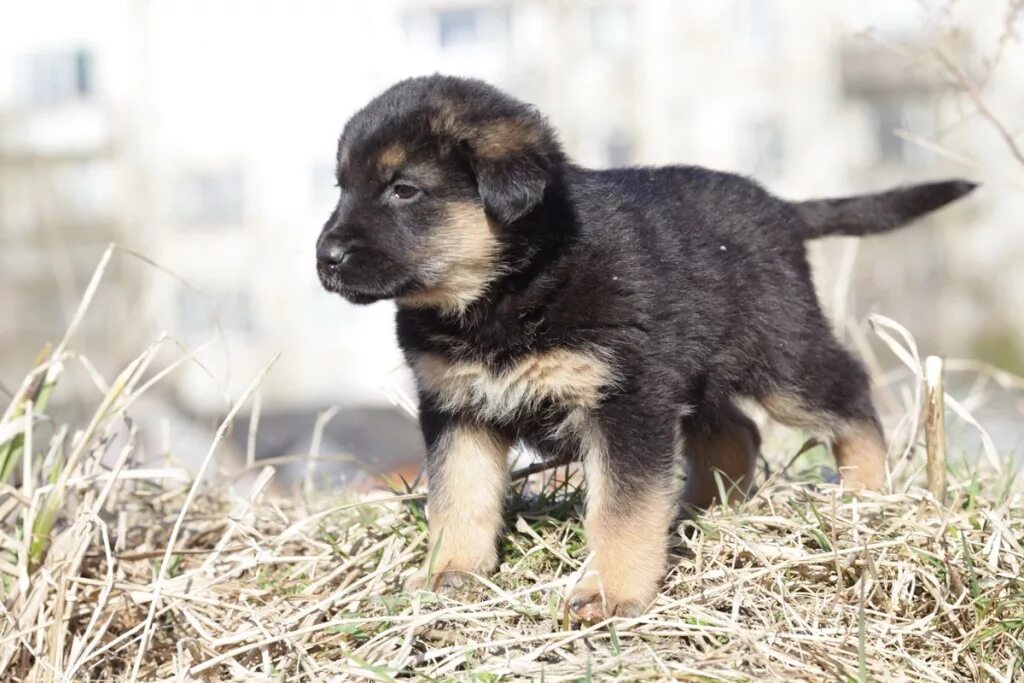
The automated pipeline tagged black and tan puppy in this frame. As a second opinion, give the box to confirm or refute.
[316,75,975,621]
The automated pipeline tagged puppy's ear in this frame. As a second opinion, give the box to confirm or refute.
[469,151,550,225]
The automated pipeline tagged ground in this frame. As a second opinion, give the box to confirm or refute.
[1,256,1021,680]
[2,450,1022,681]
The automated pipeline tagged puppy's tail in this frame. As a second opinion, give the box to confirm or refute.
[792,180,977,240]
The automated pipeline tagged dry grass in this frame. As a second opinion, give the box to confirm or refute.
[2,249,1023,681]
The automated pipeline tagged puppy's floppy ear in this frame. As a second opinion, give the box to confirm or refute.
[468,150,550,225]
[432,93,562,224]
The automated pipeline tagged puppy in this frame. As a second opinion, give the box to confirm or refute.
[316,75,975,621]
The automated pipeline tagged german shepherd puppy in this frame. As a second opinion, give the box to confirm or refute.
[316,75,975,621]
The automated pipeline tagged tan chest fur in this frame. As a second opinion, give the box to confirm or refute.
[411,348,616,422]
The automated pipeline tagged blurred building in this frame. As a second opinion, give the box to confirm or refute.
[0,2,145,375]
[1,0,1022,472]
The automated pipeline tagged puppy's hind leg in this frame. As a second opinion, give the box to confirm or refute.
[681,402,761,509]
[761,339,888,491]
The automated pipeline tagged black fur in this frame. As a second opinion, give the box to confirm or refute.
[794,180,977,239]
[316,75,976,610]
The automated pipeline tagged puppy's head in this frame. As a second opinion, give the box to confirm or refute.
[316,75,563,313]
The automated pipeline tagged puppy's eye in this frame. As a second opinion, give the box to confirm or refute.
[390,183,421,201]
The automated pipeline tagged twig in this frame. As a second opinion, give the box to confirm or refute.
[510,452,573,482]
[924,356,947,504]
[933,46,1024,168]
[305,405,340,499]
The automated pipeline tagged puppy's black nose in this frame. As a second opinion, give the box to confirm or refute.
[317,240,351,266]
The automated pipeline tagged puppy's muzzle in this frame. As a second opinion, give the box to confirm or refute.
[316,235,357,270]
[316,232,411,304]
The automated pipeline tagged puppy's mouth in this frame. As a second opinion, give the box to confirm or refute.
[317,262,418,304]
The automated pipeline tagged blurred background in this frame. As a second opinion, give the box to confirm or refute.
[1,0,1022,491]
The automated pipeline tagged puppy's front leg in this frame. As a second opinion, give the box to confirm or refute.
[407,417,511,591]
[569,410,681,621]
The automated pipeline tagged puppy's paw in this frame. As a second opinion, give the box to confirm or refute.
[566,573,648,624]
[405,566,473,593]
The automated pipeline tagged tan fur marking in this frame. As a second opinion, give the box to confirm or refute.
[473,119,543,159]
[834,421,887,491]
[570,433,674,620]
[683,422,758,508]
[412,348,615,421]
[761,393,887,491]
[761,393,835,434]
[398,201,501,314]
[408,424,510,589]
[427,101,540,159]
[376,143,407,171]
[429,101,465,139]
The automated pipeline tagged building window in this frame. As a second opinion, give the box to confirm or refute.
[416,5,507,50]
[868,98,925,164]
[404,5,508,51]
[438,8,481,48]
[864,94,937,165]
[75,52,93,97]
[871,99,905,163]
[20,49,95,106]
[868,97,932,166]
[176,169,244,227]
[744,118,785,179]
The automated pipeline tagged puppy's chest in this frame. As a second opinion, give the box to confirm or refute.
[410,346,616,422]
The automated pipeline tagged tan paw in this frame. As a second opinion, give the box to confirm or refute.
[405,566,473,593]
[566,573,648,623]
